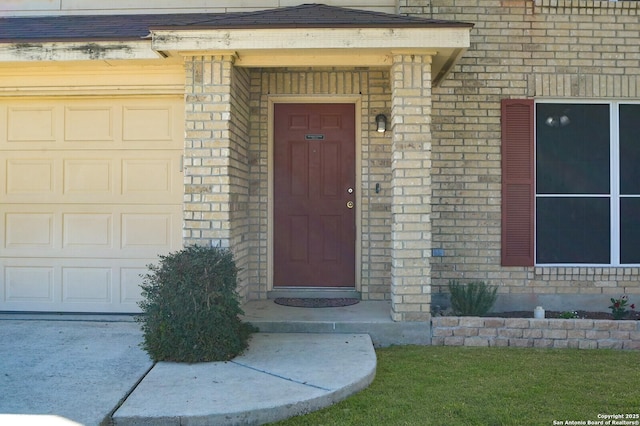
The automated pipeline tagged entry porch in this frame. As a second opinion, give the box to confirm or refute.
[241,299,430,347]
[162,6,472,322]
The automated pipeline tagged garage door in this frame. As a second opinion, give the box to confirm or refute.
[0,96,184,313]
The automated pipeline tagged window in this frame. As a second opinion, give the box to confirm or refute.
[501,100,640,266]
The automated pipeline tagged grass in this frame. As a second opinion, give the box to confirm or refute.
[271,346,640,426]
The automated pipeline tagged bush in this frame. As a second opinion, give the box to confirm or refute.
[448,280,498,316]
[136,246,257,363]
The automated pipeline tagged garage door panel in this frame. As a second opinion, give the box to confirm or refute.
[63,159,114,195]
[0,96,183,313]
[6,159,56,194]
[3,156,61,202]
[7,105,59,143]
[1,100,182,151]
[63,213,113,248]
[65,106,115,142]
[123,106,174,142]
[121,213,174,249]
[5,212,55,249]
[3,152,180,204]
[62,267,112,303]
[122,158,172,194]
[1,258,152,313]
[119,205,182,255]
[121,266,148,304]
[3,204,182,258]
[5,266,55,302]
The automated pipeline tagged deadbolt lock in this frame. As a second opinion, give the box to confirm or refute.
[346,201,354,209]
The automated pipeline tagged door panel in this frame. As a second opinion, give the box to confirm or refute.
[274,103,356,287]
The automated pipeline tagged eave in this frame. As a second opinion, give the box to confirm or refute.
[152,26,471,85]
[0,26,472,87]
[0,40,162,62]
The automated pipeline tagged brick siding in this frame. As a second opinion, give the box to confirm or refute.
[400,0,640,310]
[183,0,640,316]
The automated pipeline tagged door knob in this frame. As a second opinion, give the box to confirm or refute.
[346,201,354,209]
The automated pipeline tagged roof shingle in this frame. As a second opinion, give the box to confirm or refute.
[0,3,472,43]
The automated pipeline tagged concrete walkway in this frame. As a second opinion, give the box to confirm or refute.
[0,316,376,426]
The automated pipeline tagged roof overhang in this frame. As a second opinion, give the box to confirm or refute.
[0,4,473,86]
[151,26,471,85]
[0,40,160,63]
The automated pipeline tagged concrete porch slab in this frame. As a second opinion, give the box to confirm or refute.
[241,300,431,347]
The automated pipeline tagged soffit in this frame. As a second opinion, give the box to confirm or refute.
[150,4,473,85]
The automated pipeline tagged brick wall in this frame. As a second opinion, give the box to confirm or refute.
[180,0,640,315]
[400,0,640,311]
[432,316,640,350]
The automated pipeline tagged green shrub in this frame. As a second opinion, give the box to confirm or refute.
[448,280,498,316]
[136,246,257,363]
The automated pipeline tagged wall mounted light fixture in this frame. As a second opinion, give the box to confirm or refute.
[375,113,387,133]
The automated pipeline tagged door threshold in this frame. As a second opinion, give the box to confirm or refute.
[268,287,360,299]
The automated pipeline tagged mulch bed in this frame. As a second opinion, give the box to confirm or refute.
[490,310,640,320]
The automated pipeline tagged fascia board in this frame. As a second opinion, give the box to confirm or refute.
[0,40,161,62]
[151,27,471,53]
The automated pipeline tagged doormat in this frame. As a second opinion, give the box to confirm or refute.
[274,297,359,308]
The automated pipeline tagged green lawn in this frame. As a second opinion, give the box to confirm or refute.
[272,346,640,426]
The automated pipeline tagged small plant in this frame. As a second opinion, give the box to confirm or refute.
[448,280,498,316]
[559,311,579,319]
[136,245,257,363]
[608,295,635,320]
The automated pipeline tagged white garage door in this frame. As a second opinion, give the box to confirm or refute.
[0,96,184,313]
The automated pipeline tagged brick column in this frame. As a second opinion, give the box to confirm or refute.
[389,54,433,321]
[183,55,236,247]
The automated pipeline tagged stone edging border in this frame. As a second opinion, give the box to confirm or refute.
[431,317,640,350]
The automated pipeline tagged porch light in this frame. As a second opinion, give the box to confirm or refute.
[375,114,387,133]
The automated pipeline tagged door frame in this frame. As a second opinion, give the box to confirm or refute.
[267,95,362,292]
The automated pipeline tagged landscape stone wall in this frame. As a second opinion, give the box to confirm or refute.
[432,317,640,350]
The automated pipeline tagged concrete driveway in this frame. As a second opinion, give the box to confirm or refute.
[0,316,152,426]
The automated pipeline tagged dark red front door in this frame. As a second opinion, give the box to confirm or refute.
[274,103,356,287]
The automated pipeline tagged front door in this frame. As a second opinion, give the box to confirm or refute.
[273,103,356,287]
